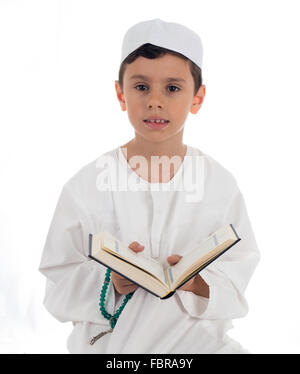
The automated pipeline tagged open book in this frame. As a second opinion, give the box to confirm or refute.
[88,224,240,299]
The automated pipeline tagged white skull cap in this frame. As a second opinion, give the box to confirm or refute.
[120,18,203,69]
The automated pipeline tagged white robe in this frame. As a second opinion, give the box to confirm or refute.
[39,144,260,354]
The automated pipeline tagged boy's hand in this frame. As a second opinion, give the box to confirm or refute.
[111,241,144,295]
[167,254,209,297]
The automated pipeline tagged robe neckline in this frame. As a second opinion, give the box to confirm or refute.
[115,144,193,187]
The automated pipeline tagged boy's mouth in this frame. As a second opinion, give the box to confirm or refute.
[143,119,169,129]
[143,118,169,124]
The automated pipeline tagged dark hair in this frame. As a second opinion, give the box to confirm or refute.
[118,43,202,96]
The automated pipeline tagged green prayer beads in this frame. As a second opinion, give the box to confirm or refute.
[99,268,134,329]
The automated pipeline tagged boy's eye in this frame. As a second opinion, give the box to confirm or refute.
[168,85,180,92]
[134,84,180,92]
[135,84,147,91]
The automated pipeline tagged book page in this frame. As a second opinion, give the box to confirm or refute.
[101,233,166,284]
[168,225,234,283]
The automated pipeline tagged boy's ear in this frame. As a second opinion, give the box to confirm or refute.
[115,80,126,111]
[190,85,206,114]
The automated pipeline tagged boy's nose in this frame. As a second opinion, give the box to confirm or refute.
[147,92,164,109]
[147,97,164,109]
[148,104,163,109]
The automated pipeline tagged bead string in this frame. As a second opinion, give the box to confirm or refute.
[99,268,134,328]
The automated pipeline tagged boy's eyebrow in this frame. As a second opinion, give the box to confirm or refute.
[129,74,186,83]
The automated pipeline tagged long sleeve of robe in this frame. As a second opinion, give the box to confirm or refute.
[39,145,260,354]
[176,185,260,321]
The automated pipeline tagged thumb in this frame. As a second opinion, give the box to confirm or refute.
[128,241,145,253]
[167,254,182,266]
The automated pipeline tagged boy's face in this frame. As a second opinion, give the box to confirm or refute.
[115,54,205,144]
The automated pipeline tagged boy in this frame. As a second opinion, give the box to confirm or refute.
[39,18,260,354]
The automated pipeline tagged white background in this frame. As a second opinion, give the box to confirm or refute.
[1,0,299,354]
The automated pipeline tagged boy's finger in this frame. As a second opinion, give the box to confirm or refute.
[129,241,144,252]
[167,254,182,266]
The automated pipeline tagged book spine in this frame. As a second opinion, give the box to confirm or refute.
[164,267,171,288]
[160,290,175,300]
